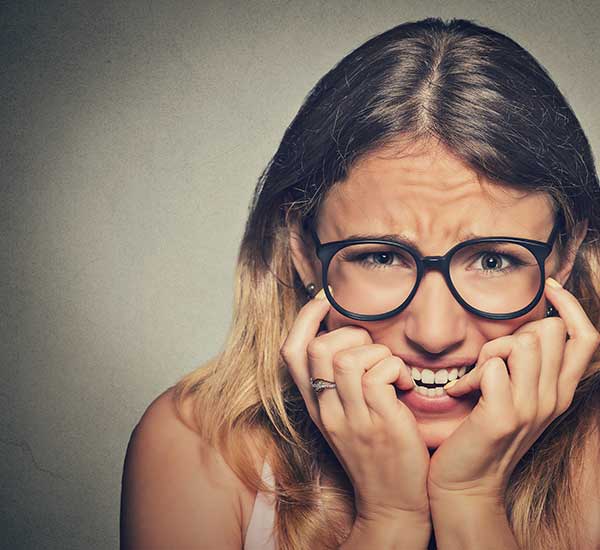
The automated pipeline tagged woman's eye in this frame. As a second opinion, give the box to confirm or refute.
[371,252,395,265]
[469,251,526,274]
[479,252,511,270]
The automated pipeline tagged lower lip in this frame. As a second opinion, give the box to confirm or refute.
[397,385,466,414]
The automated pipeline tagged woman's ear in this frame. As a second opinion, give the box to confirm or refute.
[553,218,589,286]
[288,218,321,290]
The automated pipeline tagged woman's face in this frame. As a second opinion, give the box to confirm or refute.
[297,140,567,450]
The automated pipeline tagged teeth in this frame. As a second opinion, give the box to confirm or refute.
[410,364,474,385]
[434,369,449,384]
[421,369,435,384]
[414,386,446,397]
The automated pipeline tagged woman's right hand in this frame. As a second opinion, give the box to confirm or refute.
[280,287,432,525]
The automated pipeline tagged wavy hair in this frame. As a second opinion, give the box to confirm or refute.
[174,18,600,550]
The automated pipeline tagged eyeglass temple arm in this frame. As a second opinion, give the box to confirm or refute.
[303,217,321,247]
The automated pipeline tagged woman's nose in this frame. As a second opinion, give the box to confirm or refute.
[402,270,467,354]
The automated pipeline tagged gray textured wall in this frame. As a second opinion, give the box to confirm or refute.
[2,1,599,548]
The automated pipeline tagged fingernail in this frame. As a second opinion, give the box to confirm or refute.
[444,379,458,390]
[546,277,562,289]
[314,286,333,300]
[314,288,326,300]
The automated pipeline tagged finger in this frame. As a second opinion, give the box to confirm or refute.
[445,357,514,430]
[280,287,333,421]
[444,365,480,396]
[392,356,417,392]
[445,358,516,449]
[362,355,414,419]
[544,279,600,410]
[533,317,567,417]
[509,332,542,416]
[332,343,392,421]
[309,326,372,420]
[443,335,525,395]
[445,331,541,419]
[477,357,514,427]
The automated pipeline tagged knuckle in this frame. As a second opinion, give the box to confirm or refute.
[516,332,539,349]
[546,316,566,329]
[478,340,495,360]
[340,324,372,340]
[361,373,379,392]
[279,344,292,362]
[547,317,568,337]
[352,326,374,345]
[487,356,505,368]
[583,329,600,347]
[480,357,503,372]
[306,338,329,360]
[332,353,355,375]
[480,340,493,354]
[371,343,392,354]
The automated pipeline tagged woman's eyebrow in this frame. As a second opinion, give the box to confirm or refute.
[343,230,496,255]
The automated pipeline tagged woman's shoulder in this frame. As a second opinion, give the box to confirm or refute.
[120,385,268,549]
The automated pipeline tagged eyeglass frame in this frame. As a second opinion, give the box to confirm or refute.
[303,210,563,321]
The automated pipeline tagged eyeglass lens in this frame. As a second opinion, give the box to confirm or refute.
[326,241,542,316]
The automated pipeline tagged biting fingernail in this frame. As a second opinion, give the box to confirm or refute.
[444,379,458,390]
[546,277,562,289]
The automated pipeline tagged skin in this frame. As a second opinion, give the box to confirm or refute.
[284,138,600,547]
[289,138,589,451]
[120,137,598,548]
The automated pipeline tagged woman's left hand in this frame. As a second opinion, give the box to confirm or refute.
[427,278,600,503]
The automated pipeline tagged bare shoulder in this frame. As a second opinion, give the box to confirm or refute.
[120,386,265,550]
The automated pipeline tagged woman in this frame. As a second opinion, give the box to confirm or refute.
[120,17,600,550]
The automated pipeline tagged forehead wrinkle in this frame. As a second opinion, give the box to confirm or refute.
[326,187,492,247]
[320,147,556,247]
[322,197,555,256]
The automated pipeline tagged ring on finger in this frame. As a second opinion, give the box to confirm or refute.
[310,377,337,394]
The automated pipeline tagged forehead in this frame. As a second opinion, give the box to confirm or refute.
[317,141,554,249]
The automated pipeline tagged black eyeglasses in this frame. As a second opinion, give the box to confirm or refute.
[303,212,563,321]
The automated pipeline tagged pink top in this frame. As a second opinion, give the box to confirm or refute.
[243,461,277,550]
[242,465,439,549]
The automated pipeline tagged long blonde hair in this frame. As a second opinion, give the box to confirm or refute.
[174,18,600,549]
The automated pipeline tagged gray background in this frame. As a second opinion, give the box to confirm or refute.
[2,1,598,548]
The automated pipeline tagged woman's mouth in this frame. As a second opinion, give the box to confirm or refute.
[395,363,479,414]
[409,363,476,398]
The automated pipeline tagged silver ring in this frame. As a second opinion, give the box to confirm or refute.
[310,377,337,394]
